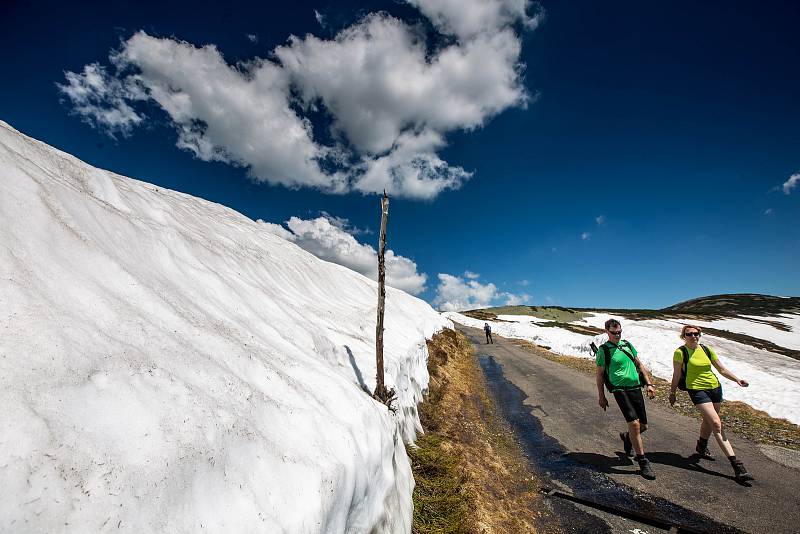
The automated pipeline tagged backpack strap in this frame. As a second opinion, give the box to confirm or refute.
[618,341,647,387]
[617,341,637,365]
[700,344,711,358]
[680,346,690,372]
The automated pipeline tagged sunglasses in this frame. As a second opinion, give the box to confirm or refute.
[608,330,622,336]
[685,332,701,338]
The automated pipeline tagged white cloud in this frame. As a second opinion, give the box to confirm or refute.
[518,279,530,286]
[783,173,800,195]
[59,0,539,199]
[276,15,527,155]
[503,292,531,306]
[318,211,372,235]
[464,271,480,279]
[56,63,145,137]
[433,272,528,311]
[581,232,590,240]
[595,214,605,225]
[406,0,544,40]
[314,10,326,28]
[259,216,427,295]
[246,34,258,43]
[764,208,774,216]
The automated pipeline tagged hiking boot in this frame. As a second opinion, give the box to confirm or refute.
[637,457,656,480]
[731,460,754,482]
[696,439,714,459]
[620,432,633,457]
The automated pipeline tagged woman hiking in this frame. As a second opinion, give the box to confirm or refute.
[669,324,754,483]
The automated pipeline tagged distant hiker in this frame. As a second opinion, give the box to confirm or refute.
[484,323,493,344]
[595,318,657,479]
[669,325,754,483]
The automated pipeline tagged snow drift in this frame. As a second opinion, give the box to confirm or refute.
[0,120,450,533]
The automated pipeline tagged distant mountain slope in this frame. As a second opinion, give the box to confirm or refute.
[0,120,449,533]
[662,293,800,317]
[465,293,800,371]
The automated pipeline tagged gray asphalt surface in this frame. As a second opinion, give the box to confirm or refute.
[459,326,800,534]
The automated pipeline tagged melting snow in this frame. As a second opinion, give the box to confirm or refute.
[0,121,450,533]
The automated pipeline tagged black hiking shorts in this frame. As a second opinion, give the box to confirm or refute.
[688,385,723,405]
[613,388,647,425]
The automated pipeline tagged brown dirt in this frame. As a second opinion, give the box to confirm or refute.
[410,329,562,534]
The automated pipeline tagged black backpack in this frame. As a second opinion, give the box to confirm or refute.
[678,344,712,391]
[594,341,645,392]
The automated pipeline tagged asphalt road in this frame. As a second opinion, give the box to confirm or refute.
[459,326,800,534]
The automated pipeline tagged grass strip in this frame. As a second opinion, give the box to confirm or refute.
[410,329,560,534]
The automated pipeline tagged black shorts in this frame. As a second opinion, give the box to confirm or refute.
[688,385,723,405]
[613,388,648,425]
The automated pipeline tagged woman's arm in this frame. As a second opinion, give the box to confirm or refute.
[711,356,749,387]
[668,359,682,406]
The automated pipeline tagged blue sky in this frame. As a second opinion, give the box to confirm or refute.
[2,0,798,309]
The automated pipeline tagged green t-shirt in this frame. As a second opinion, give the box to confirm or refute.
[595,340,640,389]
[674,345,719,390]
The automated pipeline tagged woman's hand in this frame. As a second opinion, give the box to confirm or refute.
[737,378,749,387]
[668,391,677,406]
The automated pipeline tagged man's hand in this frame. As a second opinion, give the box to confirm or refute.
[668,391,677,406]
[598,396,608,410]
[645,385,655,399]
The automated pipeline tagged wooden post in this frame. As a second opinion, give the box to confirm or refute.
[374,191,394,408]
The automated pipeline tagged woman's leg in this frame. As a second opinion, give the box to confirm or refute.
[699,415,711,440]
[696,401,734,457]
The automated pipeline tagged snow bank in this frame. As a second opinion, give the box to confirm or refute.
[0,120,450,533]
[447,311,800,425]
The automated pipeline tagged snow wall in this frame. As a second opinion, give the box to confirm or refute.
[0,120,451,533]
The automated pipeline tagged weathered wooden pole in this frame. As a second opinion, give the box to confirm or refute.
[374,190,392,405]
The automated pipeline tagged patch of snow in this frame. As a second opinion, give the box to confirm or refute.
[0,120,450,533]
[447,312,800,425]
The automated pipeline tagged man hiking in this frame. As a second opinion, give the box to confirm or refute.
[595,318,657,479]
[484,322,493,344]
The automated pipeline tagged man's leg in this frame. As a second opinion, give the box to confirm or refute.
[628,420,644,456]
[614,389,655,479]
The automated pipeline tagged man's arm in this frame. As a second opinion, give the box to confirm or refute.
[634,357,656,399]
[596,366,608,410]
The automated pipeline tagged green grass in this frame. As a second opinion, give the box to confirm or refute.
[464,305,589,323]
[408,435,471,534]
